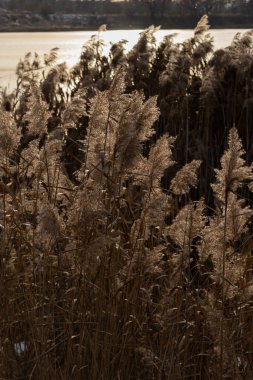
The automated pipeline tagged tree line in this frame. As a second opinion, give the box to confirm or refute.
[1,0,253,19]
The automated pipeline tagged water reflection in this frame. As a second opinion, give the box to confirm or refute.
[0,29,249,90]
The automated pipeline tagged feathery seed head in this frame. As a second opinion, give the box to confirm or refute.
[25,84,50,136]
[37,203,62,240]
[170,160,201,196]
[212,127,253,202]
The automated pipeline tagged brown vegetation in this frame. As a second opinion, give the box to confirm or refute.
[0,16,253,379]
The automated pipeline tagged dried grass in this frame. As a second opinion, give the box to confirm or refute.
[0,16,253,380]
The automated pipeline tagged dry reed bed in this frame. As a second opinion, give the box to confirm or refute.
[0,16,253,380]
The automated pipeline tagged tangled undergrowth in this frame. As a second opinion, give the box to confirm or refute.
[1,15,253,380]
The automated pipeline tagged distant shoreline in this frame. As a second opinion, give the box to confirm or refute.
[0,24,252,33]
[0,14,252,33]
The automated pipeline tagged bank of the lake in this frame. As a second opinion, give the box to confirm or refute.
[0,12,253,33]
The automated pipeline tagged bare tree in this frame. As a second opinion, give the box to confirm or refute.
[178,0,224,18]
[129,0,172,24]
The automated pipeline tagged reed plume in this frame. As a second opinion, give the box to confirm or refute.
[1,18,253,380]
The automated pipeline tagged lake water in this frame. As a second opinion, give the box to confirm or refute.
[0,29,250,90]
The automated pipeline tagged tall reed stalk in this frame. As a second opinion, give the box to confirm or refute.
[0,16,253,379]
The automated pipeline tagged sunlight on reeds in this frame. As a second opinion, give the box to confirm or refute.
[0,15,253,380]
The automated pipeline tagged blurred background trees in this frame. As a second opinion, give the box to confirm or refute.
[0,0,251,17]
